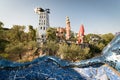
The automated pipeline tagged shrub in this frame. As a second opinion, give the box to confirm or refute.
[42,40,59,55]
[0,39,9,52]
[0,53,9,59]
[57,43,91,62]
[27,41,37,50]
[89,42,105,54]
[5,42,27,59]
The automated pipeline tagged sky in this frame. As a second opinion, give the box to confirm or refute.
[0,0,120,34]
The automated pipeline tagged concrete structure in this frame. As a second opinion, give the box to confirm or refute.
[34,7,50,46]
[65,16,71,40]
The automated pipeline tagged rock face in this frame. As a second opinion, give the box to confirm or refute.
[0,56,120,80]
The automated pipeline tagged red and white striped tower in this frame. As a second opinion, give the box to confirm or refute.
[66,16,71,40]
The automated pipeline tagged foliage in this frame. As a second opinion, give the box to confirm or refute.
[69,31,77,42]
[27,41,37,50]
[0,53,9,59]
[0,21,5,39]
[46,27,57,41]
[28,25,36,41]
[57,43,91,62]
[101,33,114,45]
[7,25,25,42]
[0,21,37,61]
[5,42,27,59]
[0,21,4,29]
[96,43,105,51]
[42,40,59,55]
[85,34,102,43]
[0,21,115,62]
[0,39,9,52]
[86,33,114,54]
[84,34,93,43]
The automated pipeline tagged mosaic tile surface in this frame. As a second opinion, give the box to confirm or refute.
[0,56,120,80]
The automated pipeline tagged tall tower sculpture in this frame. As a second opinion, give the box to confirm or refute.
[77,24,85,44]
[34,7,50,46]
[66,16,71,40]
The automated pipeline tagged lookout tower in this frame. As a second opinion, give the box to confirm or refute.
[34,7,50,46]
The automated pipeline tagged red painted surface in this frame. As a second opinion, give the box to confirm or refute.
[77,24,85,44]
[79,24,84,36]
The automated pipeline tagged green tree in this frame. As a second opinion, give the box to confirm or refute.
[28,25,36,41]
[101,33,114,45]
[0,21,10,52]
[0,21,4,29]
[27,41,37,50]
[69,31,77,42]
[46,27,57,41]
[88,33,114,55]
[0,39,9,52]
[5,42,26,59]
[84,34,93,43]
[0,21,4,39]
[42,40,59,55]
[57,43,91,61]
[9,25,26,42]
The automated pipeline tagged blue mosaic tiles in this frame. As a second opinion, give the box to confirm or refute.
[0,56,120,80]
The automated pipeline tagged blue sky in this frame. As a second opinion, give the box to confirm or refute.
[0,0,120,34]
